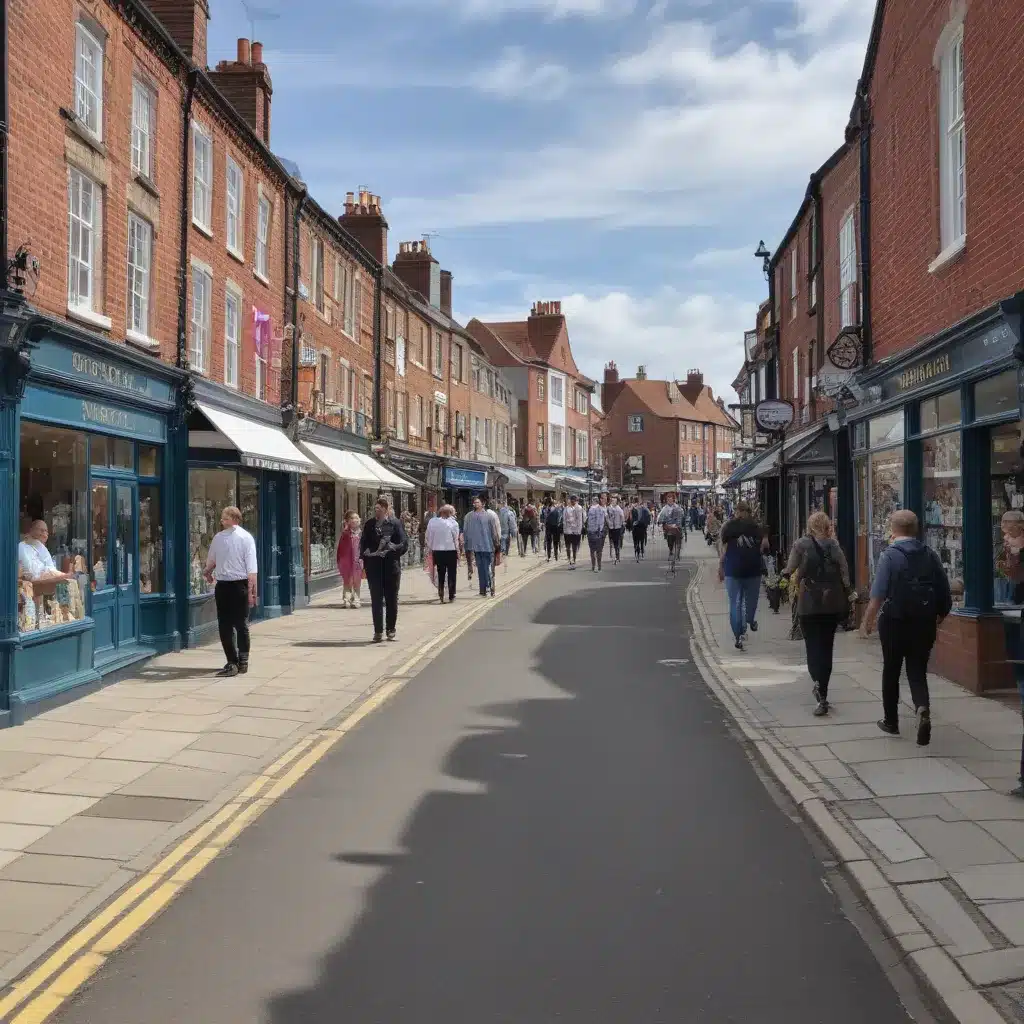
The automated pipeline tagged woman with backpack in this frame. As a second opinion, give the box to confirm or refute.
[785,511,852,717]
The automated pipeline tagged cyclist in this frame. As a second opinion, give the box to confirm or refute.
[657,492,686,573]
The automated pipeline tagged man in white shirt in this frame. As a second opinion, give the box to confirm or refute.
[562,494,584,568]
[203,506,258,677]
[18,521,71,581]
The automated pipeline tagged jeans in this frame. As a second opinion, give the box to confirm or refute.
[801,614,841,696]
[433,549,458,599]
[214,580,250,666]
[473,551,495,593]
[609,527,624,559]
[545,527,562,560]
[366,564,400,635]
[724,575,761,640]
[879,613,935,724]
[500,534,511,556]
[565,533,581,562]
[588,531,606,569]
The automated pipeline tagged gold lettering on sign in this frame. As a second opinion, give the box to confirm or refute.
[81,401,135,431]
[72,352,137,392]
[899,354,951,391]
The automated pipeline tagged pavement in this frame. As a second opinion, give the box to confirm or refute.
[0,546,549,999]
[15,534,934,1024]
[688,542,1024,1023]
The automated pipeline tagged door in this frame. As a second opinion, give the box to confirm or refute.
[90,477,140,658]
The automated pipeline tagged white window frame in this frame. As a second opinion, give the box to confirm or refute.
[226,156,244,259]
[131,78,155,180]
[74,21,103,140]
[550,424,563,457]
[628,415,643,433]
[255,193,271,282]
[224,283,242,389]
[433,332,443,377]
[189,263,212,375]
[451,342,463,382]
[311,236,325,314]
[192,122,213,233]
[938,28,966,256]
[790,244,798,319]
[839,211,858,328]
[550,374,564,407]
[126,212,152,342]
[67,167,102,317]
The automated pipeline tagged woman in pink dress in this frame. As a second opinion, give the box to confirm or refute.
[336,511,364,608]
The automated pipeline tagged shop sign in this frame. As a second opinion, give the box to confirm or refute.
[22,384,166,441]
[444,467,487,488]
[755,399,794,433]
[434,391,448,405]
[32,338,175,404]
[817,356,855,398]
[897,353,952,392]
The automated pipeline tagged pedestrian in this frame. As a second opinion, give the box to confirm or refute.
[785,511,852,717]
[863,509,952,746]
[463,496,501,596]
[520,501,539,554]
[359,496,409,643]
[335,510,363,609]
[706,506,722,547]
[656,492,685,567]
[498,498,518,558]
[202,506,258,677]
[996,511,1024,796]
[586,494,609,572]
[426,504,461,603]
[631,500,650,560]
[563,493,584,568]
[606,495,626,564]
[717,500,769,650]
[545,499,564,561]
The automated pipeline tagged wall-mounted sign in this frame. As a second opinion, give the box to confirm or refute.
[817,356,855,398]
[743,329,758,362]
[898,353,951,392]
[755,399,794,433]
[827,330,862,371]
[434,390,448,405]
[444,467,487,488]
[31,338,175,404]
[22,384,166,442]
[624,454,644,479]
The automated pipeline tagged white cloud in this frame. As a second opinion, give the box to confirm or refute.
[472,47,571,99]
[390,0,635,17]
[687,244,757,269]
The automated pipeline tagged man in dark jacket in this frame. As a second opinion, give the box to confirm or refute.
[864,509,953,746]
[359,496,409,643]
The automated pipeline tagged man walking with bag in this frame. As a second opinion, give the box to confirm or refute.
[863,509,952,746]
[360,497,409,642]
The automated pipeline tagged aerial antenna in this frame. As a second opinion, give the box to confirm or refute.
[239,0,280,41]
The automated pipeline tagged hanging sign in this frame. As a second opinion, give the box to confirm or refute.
[754,399,794,433]
[817,356,855,398]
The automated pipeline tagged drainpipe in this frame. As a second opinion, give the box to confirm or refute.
[373,267,383,435]
[288,186,307,422]
[176,70,199,369]
[814,180,826,367]
[0,0,8,276]
[858,90,873,366]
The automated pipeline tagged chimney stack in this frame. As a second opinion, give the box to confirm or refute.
[636,365,647,381]
[145,0,209,65]
[530,300,563,317]
[680,368,705,401]
[339,189,389,266]
[602,361,623,410]
[603,361,619,385]
[209,36,274,145]
[440,270,453,317]
[392,235,439,306]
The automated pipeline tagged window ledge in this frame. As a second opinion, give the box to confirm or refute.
[67,305,112,331]
[253,269,271,287]
[192,219,214,239]
[61,109,106,156]
[126,329,160,352]
[228,247,245,265]
[928,236,967,275]
[134,173,160,199]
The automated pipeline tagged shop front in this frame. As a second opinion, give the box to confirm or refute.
[382,443,441,519]
[845,301,1023,693]
[3,330,183,724]
[443,463,491,518]
[185,385,311,646]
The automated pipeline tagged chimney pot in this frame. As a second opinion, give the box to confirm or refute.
[237,37,251,64]
[250,40,264,65]
[553,301,561,314]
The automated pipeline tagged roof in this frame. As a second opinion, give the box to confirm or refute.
[467,316,594,389]
[607,379,735,429]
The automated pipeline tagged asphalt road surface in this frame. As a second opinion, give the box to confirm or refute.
[54,542,938,1024]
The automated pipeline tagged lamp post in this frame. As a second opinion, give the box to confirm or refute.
[754,240,772,280]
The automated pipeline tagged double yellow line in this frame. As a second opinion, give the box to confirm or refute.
[0,562,547,1024]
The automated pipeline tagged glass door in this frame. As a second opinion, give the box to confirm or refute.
[114,480,139,650]
[90,477,140,657]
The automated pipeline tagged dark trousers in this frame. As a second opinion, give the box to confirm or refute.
[545,527,563,559]
[366,564,400,635]
[564,533,581,561]
[632,526,647,556]
[879,613,936,724]
[433,550,458,599]
[609,527,624,558]
[214,580,250,666]
[801,613,841,696]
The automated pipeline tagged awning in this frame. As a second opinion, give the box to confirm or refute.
[352,453,415,492]
[724,423,826,486]
[526,471,557,490]
[496,466,530,490]
[196,403,314,475]
[298,443,415,491]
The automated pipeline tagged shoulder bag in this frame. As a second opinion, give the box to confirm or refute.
[797,538,849,618]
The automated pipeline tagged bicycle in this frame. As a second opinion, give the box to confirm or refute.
[663,525,681,575]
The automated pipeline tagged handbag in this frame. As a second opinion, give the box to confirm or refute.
[797,538,849,618]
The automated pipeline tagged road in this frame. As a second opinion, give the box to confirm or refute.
[53,541,937,1023]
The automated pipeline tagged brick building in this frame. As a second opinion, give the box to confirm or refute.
[601,363,738,500]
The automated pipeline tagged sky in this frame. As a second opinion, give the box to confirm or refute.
[211,0,876,406]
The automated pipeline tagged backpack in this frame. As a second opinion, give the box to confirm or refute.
[797,538,848,617]
[548,506,563,529]
[726,524,763,577]
[885,546,939,620]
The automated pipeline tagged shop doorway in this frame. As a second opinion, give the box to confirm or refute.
[91,477,140,659]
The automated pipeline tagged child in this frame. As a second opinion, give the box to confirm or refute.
[336,511,363,609]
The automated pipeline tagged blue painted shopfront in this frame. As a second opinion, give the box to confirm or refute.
[1,330,184,726]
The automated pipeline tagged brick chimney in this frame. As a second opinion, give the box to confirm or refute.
[439,270,453,317]
[529,300,563,317]
[604,361,619,385]
[339,190,388,267]
[209,38,273,146]
[636,365,647,381]
[602,361,624,411]
[145,0,209,64]
[392,239,440,306]
[680,368,704,402]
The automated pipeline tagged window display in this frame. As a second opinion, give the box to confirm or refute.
[91,435,133,469]
[869,448,904,578]
[139,485,162,594]
[855,458,869,588]
[922,433,964,608]
[188,469,259,596]
[991,423,1024,606]
[869,410,904,449]
[18,423,89,633]
[976,370,1018,421]
[308,481,337,575]
[921,389,961,432]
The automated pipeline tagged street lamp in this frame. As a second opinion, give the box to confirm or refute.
[754,240,771,279]
[0,247,46,399]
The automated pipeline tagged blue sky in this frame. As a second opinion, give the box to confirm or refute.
[210,0,875,404]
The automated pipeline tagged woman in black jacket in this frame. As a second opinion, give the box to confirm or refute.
[359,496,409,642]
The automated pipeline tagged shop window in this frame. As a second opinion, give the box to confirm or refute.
[90,435,133,469]
[91,481,110,591]
[922,433,964,609]
[869,447,904,577]
[187,469,259,596]
[139,444,160,478]
[869,409,904,448]
[975,370,1018,420]
[18,423,89,633]
[992,423,1024,606]
[139,484,163,594]
[921,389,961,432]
[308,481,337,576]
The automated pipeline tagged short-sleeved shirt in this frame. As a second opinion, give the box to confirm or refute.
[206,526,258,582]
[18,539,57,580]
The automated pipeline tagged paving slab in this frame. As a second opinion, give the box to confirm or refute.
[954,863,1024,901]
[981,902,1024,945]
[118,765,229,801]
[900,817,1019,872]
[0,880,90,934]
[958,948,1024,986]
[97,730,200,763]
[853,758,988,798]
[854,818,927,863]
[900,881,993,956]
[80,794,203,822]
[0,790,98,826]
[0,853,126,887]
